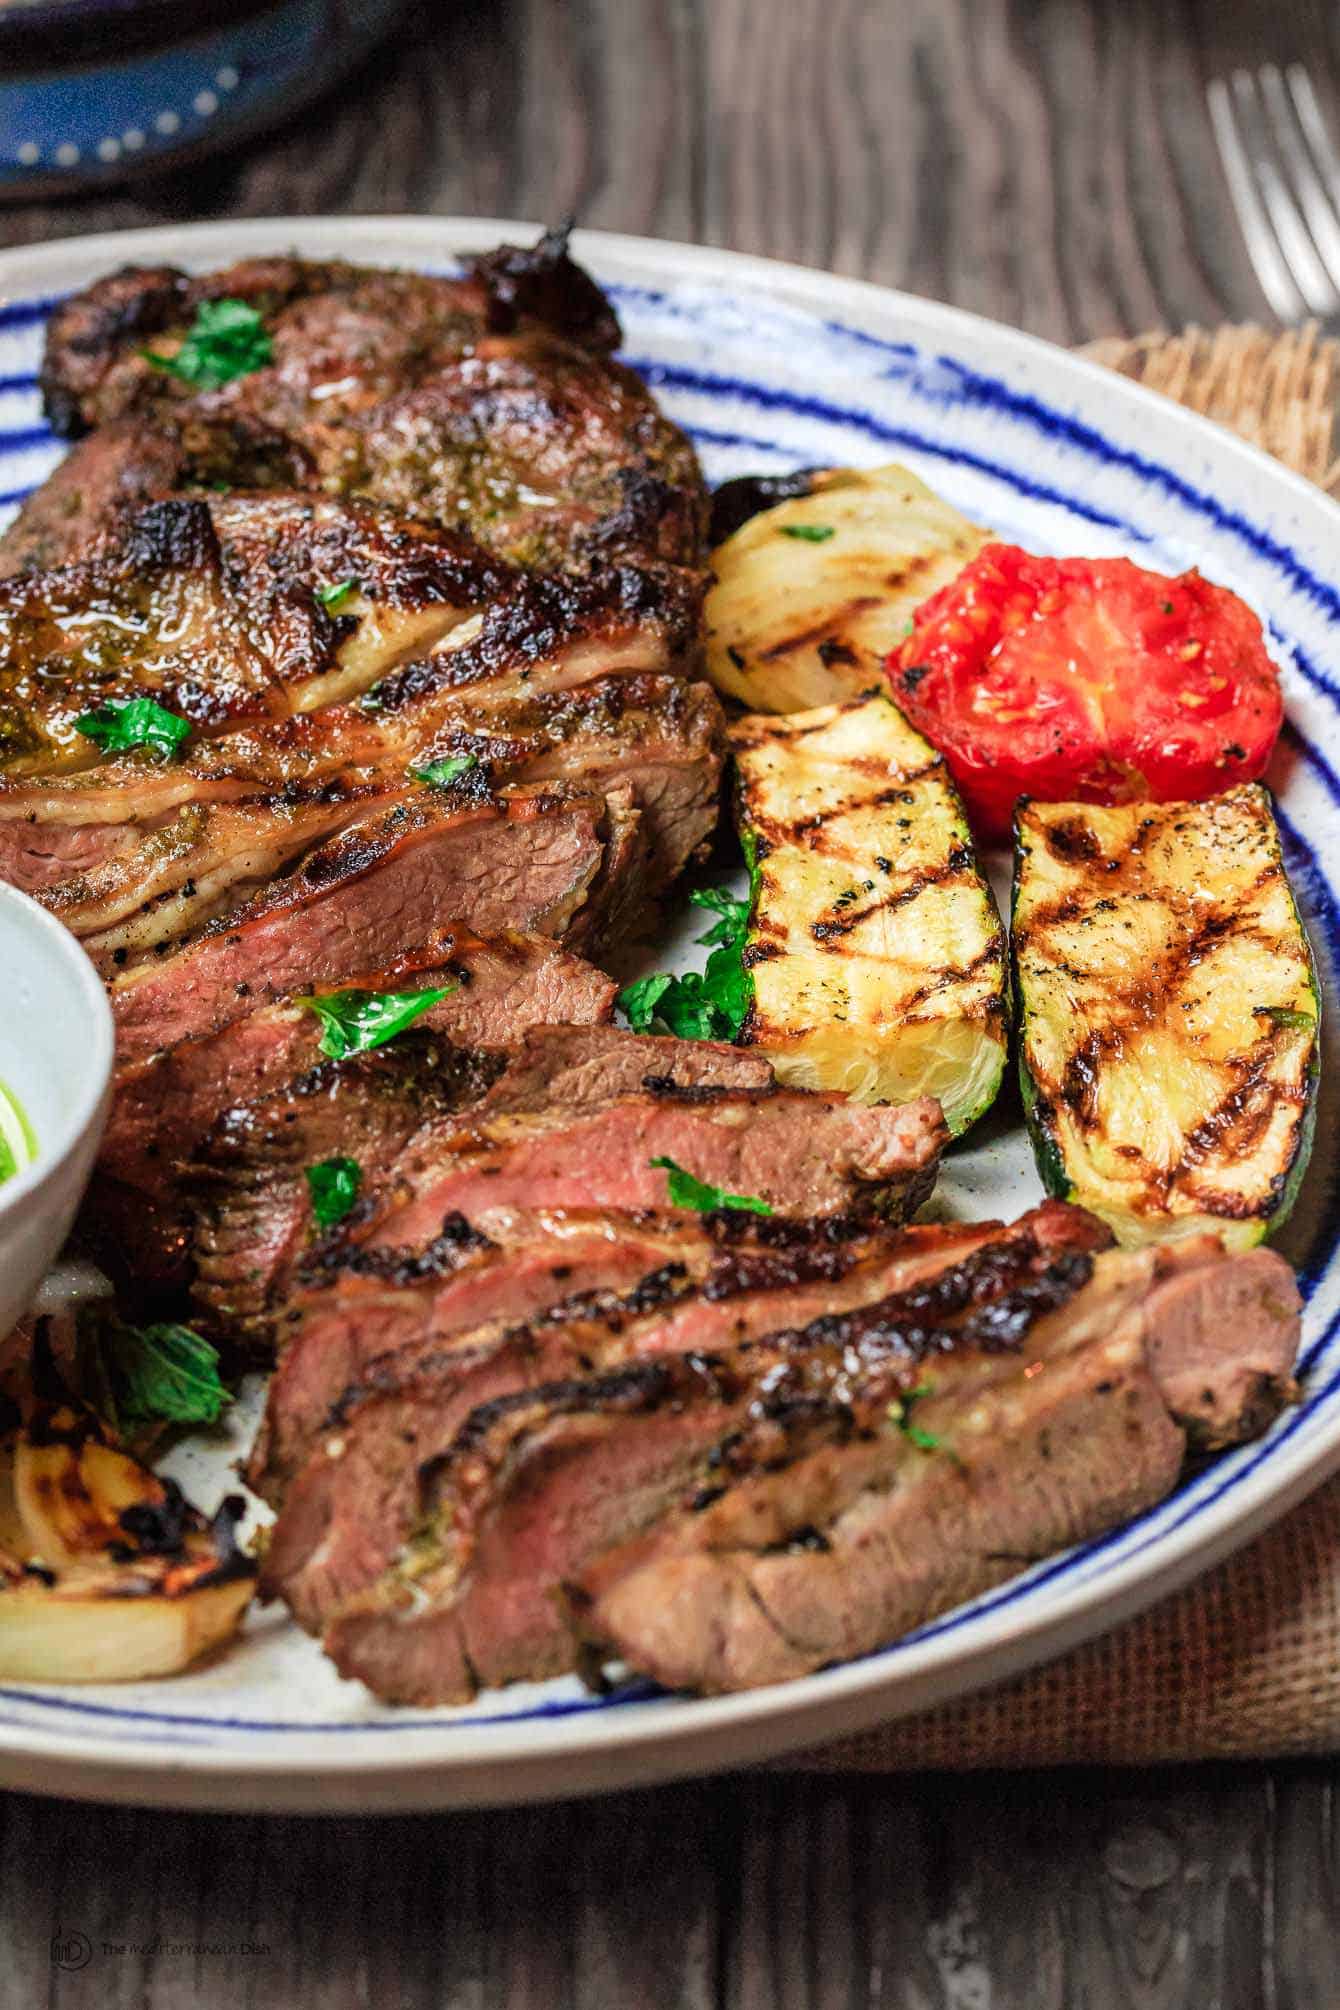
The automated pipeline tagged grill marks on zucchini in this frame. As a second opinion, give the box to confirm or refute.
[1013,788,1320,1248]
[732,694,1007,1130]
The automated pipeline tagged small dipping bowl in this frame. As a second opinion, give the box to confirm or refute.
[0,886,113,1341]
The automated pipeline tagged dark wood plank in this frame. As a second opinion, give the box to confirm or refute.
[4,1767,1340,2009]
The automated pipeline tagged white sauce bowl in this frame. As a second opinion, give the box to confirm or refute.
[0,886,113,1340]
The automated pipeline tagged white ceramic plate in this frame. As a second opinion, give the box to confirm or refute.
[0,217,1337,1813]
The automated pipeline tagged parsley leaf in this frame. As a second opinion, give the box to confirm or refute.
[651,1156,773,1216]
[82,1317,231,1437]
[1257,1005,1315,1032]
[888,1381,939,1452]
[74,696,192,761]
[411,753,480,789]
[617,882,752,1040]
[306,1156,362,1230]
[317,578,360,613]
[298,984,456,1060]
[779,523,835,542]
[143,298,273,389]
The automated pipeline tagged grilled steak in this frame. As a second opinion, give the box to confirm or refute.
[345,334,705,573]
[90,933,614,1289]
[0,492,511,778]
[108,784,609,1061]
[191,1028,775,1345]
[261,1217,1009,1632]
[40,229,616,440]
[36,230,703,577]
[317,1213,1298,1703]
[573,1245,1301,1693]
[314,1083,947,1264]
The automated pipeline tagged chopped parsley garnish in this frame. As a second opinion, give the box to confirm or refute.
[299,984,456,1060]
[651,1156,773,1216]
[888,1381,939,1452]
[143,298,273,389]
[1257,1005,1315,1032]
[306,1156,362,1230]
[411,753,479,789]
[81,1317,230,1438]
[74,696,192,761]
[618,884,751,1041]
[317,578,360,613]
[779,524,835,542]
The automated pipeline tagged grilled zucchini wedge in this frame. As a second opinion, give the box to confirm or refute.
[732,692,1007,1130]
[706,464,990,713]
[1013,788,1320,1249]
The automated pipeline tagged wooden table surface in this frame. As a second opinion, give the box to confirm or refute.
[4,2,1340,2004]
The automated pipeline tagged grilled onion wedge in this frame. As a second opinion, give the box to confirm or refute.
[732,692,1007,1130]
[705,464,990,713]
[0,1400,254,1682]
[1013,787,1320,1249]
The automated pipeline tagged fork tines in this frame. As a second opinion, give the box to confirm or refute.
[1210,63,1340,322]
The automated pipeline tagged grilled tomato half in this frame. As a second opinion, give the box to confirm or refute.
[889,544,1284,841]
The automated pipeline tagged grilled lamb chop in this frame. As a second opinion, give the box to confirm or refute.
[316,1210,1298,1703]
[34,230,703,576]
[572,1245,1300,1693]
[0,493,510,776]
[260,1216,1008,1632]
[192,1028,775,1346]
[108,784,612,1063]
[90,934,615,1291]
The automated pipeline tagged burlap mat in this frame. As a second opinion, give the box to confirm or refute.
[784,323,1340,1770]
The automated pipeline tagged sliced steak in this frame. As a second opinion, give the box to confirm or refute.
[188,1034,506,1346]
[475,1024,772,1115]
[1,668,722,946]
[574,1245,1302,1692]
[90,933,614,1287]
[0,413,312,577]
[108,782,609,1062]
[191,1028,774,1347]
[40,229,617,442]
[261,1217,1011,1632]
[0,493,508,779]
[322,1085,947,1261]
[321,1222,1298,1703]
[345,334,705,572]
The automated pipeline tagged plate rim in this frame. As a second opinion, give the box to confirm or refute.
[1,213,1338,1812]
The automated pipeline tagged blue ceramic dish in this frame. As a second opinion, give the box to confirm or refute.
[0,0,405,197]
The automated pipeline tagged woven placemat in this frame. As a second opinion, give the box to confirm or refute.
[783,323,1340,1771]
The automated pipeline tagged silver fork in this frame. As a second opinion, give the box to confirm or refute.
[1209,62,1340,324]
